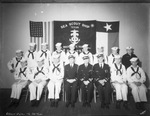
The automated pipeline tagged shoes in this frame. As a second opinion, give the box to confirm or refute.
[140,110,146,115]
[71,103,75,108]
[50,100,55,107]
[65,102,70,107]
[82,102,86,107]
[31,100,36,107]
[87,102,91,108]
[105,104,109,109]
[123,101,128,110]
[116,101,121,109]
[135,102,141,110]
[101,102,105,109]
[55,100,58,107]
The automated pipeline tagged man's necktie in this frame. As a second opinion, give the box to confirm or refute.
[114,63,122,75]
[15,57,22,68]
[52,64,60,73]
[131,67,141,79]
[19,67,27,77]
[34,67,45,78]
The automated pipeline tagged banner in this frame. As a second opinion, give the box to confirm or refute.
[54,20,96,54]
[96,21,119,55]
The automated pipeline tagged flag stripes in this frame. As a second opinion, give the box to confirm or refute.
[30,21,50,51]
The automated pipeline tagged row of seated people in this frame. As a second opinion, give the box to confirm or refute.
[7,42,147,115]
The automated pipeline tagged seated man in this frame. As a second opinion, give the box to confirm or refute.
[92,53,111,109]
[64,55,78,108]
[8,58,29,107]
[127,57,147,114]
[78,55,93,107]
[47,54,64,107]
[28,57,49,107]
[111,55,128,109]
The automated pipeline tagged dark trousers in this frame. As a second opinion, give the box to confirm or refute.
[65,81,78,103]
[80,82,94,103]
[95,81,111,105]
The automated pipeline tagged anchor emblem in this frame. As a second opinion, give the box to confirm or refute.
[69,29,80,44]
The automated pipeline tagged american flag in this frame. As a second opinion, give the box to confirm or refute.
[29,21,50,51]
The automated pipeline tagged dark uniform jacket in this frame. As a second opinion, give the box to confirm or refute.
[78,63,93,82]
[64,64,78,81]
[122,53,137,69]
[92,63,110,83]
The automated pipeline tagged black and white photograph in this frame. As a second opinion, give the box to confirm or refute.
[0,0,150,116]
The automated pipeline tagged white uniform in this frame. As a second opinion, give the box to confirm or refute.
[7,57,22,73]
[78,51,93,65]
[24,50,38,71]
[108,54,119,68]
[127,66,147,102]
[52,50,66,65]
[10,66,29,99]
[47,63,64,99]
[28,66,49,101]
[38,49,51,67]
[65,51,79,65]
[111,63,128,101]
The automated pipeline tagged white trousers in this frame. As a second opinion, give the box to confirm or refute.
[113,83,128,101]
[47,80,63,99]
[29,80,47,101]
[129,83,147,102]
[11,80,28,99]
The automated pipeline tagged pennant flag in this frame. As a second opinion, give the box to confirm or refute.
[96,21,119,55]
[54,20,96,54]
[29,21,50,51]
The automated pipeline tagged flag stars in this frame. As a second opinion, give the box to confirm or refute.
[104,23,112,32]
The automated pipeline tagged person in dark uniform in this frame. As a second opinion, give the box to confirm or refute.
[93,53,111,109]
[78,55,93,107]
[122,46,137,69]
[64,55,78,108]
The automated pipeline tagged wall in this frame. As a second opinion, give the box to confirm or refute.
[0,3,149,88]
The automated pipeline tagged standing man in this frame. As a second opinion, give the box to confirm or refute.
[122,47,137,69]
[52,42,66,65]
[25,43,38,72]
[65,43,79,65]
[111,55,128,109]
[8,58,29,107]
[78,55,93,107]
[47,54,64,107]
[28,57,49,107]
[127,57,147,114]
[64,55,78,108]
[93,53,111,109]
[38,43,51,67]
[108,47,119,68]
[78,44,93,65]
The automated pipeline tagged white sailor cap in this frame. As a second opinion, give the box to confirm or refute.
[82,55,89,60]
[52,54,60,59]
[20,58,27,62]
[130,57,138,62]
[126,46,133,50]
[29,43,36,46]
[69,43,75,48]
[111,47,119,51]
[36,57,44,62]
[115,55,122,59]
[68,55,75,59]
[97,53,104,58]
[82,44,89,48]
[55,43,62,47]
[16,50,22,53]
[41,43,47,46]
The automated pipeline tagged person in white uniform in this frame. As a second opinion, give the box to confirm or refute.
[108,47,119,68]
[65,43,79,65]
[52,42,66,65]
[24,43,38,72]
[127,57,147,114]
[111,55,128,109]
[7,50,23,73]
[37,43,51,67]
[47,54,64,107]
[28,57,49,107]
[78,44,93,65]
[8,58,29,107]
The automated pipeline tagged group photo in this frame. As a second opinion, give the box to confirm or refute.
[0,0,150,116]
